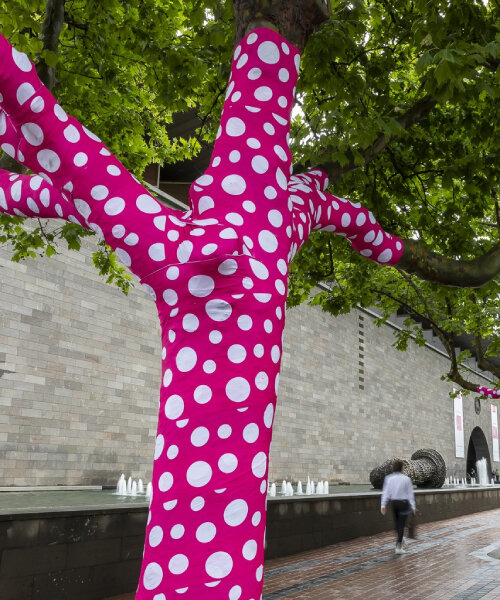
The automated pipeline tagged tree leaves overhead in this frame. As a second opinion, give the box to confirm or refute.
[0,0,498,390]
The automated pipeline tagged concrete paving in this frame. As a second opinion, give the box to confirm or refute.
[107,508,500,599]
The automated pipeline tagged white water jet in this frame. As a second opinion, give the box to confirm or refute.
[117,479,127,495]
[131,480,137,496]
[146,482,152,499]
[324,481,329,495]
[316,481,324,495]
[138,479,144,494]
[286,482,294,496]
[281,480,287,495]
[306,481,312,495]
[127,476,132,494]
[476,457,489,486]
[311,481,315,495]
[269,483,276,497]
[297,481,303,495]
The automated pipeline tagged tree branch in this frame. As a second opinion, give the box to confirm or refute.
[397,239,500,288]
[318,95,437,183]
[474,334,500,380]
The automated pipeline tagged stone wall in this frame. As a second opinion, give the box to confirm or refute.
[0,240,497,486]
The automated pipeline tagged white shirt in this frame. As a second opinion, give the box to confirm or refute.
[381,472,416,510]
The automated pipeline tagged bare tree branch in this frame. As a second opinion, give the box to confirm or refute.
[37,0,66,90]
[397,239,500,288]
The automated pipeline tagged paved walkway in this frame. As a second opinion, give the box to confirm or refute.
[108,508,500,600]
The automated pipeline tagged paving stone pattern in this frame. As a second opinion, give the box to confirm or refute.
[106,509,500,600]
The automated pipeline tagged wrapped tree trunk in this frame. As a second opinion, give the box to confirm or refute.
[0,25,402,599]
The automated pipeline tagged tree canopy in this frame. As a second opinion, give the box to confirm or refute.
[0,0,498,393]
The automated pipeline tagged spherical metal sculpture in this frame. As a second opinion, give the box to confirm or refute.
[369,448,446,489]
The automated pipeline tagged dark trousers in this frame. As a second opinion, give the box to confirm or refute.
[391,499,410,543]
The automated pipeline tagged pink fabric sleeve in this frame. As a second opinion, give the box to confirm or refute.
[0,169,86,224]
[478,386,500,399]
[287,170,404,265]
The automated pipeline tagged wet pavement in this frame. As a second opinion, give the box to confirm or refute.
[107,508,500,600]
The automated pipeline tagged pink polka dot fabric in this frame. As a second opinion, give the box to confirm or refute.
[0,28,404,599]
[478,387,500,400]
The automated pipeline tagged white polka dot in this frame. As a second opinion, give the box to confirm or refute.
[163,369,172,387]
[249,258,269,280]
[167,445,178,459]
[182,313,199,332]
[104,197,125,216]
[170,524,185,539]
[203,360,216,373]
[247,32,258,44]
[271,345,281,363]
[278,96,288,108]
[162,289,178,306]
[195,174,213,186]
[166,266,179,280]
[188,275,215,298]
[90,185,108,200]
[243,539,258,560]
[237,315,252,331]
[218,453,238,473]
[248,67,261,79]
[251,155,269,174]
[264,403,274,427]
[159,471,173,492]
[209,330,222,344]
[255,372,269,391]
[206,299,232,322]
[217,259,237,276]
[234,45,242,60]
[177,240,193,263]
[356,212,366,226]
[16,82,35,105]
[373,230,384,246]
[37,149,60,173]
[205,551,233,579]
[264,186,277,200]
[163,499,177,511]
[191,496,205,511]
[74,152,88,167]
[242,200,256,213]
[221,174,246,196]
[243,423,259,443]
[258,230,278,253]
[341,213,351,228]
[252,452,267,478]
[196,522,216,543]
[187,461,212,487]
[254,86,272,101]
[169,554,188,575]
[224,499,248,527]
[377,249,393,263]
[226,377,250,402]
[154,435,165,460]
[254,344,264,358]
[276,168,288,190]
[143,563,163,590]
[165,395,184,420]
[229,585,242,600]
[137,193,162,214]
[191,427,210,447]
[247,137,261,149]
[226,213,244,226]
[149,243,166,262]
[257,41,280,64]
[228,344,246,364]
[268,209,283,228]
[226,117,246,137]
[63,124,80,143]
[218,424,232,439]
[149,526,164,547]
[115,248,131,267]
[236,53,248,69]
[294,54,301,72]
[0,143,14,158]
[278,67,290,82]
[263,122,275,136]
[21,123,44,146]
[194,385,213,404]
[12,47,32,72]
[124,233,139,246]
[176,347,197,372]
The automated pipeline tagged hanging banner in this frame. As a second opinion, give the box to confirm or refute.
[491,404,499,462]
[454,393,465,458]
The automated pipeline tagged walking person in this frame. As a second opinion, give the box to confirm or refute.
[380,459,416,554]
